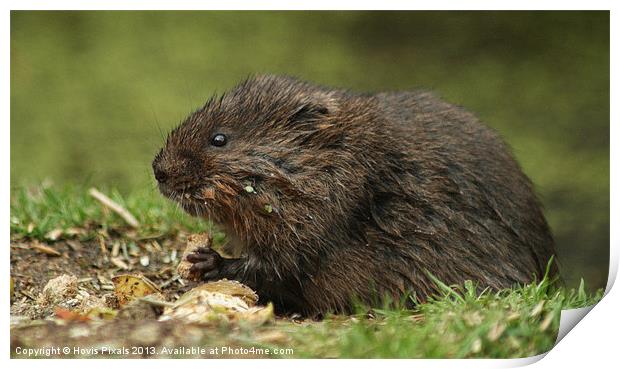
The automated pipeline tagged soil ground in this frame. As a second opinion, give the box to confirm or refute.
[10,235,301,358]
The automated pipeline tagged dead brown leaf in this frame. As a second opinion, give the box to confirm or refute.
[55,307,91,322]
[31,241,61,256]
[112,274,162,306]
[44,229,63,241]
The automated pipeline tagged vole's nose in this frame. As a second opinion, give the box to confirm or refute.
[153,163,169,184]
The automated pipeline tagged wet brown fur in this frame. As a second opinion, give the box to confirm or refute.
[153,75,557,316]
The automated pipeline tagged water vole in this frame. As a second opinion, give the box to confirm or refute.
[152,75,557,316]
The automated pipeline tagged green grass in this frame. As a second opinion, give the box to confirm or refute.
[10,183,209,241]
[281,278,602,358]
[10,184,604,358]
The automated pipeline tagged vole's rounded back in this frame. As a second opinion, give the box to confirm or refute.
[153,75,557,316]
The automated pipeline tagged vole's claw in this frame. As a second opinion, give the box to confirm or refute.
[186,247,223,280]
[201,269,221,281]
[186,252,212,263]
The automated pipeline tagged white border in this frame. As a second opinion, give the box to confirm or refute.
[3,2,616,368]
[1,0,616,11]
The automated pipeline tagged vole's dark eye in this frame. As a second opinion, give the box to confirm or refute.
[211,133,227,147]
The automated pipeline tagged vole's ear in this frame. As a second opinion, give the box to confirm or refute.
[288,103,330,124]
[287,102,344,148]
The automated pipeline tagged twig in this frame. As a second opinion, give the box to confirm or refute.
[110,257,130,270]
[88,188,140,228]
[159,274,180,289]
[121,242,130,261]
[19,290,37,301]
[31,241,61,257]
[111,241,120,257]
[98,235,109,263]
[137,296,174,307]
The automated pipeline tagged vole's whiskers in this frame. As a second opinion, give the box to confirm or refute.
[147,99,166,145]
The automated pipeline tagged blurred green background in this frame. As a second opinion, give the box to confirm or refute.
[10,11,609,290]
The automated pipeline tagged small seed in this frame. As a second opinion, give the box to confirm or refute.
[244,185,256,193]
[140,255,150,267]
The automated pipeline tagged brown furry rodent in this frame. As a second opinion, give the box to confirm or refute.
[152,74,557,316]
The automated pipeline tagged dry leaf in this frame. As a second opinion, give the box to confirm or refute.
[539,312,554,332]
[487,322,506,341]
[530,301,545,317]
[160,281,273,326]
[506,311,521,321]
[112,274,162,306]
[255,330,289,345]
[45,229,63,241]
[55,307,90,322]
[242,303,274,326]
[66,240,83,251]
[85,307,118,320]
[192,279,258,306]
[65,227,85,236]
[31,241,61,256]
[463,311,483,326]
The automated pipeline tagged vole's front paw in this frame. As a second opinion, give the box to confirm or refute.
[186,247,225,281]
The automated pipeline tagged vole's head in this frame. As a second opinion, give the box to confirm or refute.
[152,75,347,230]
